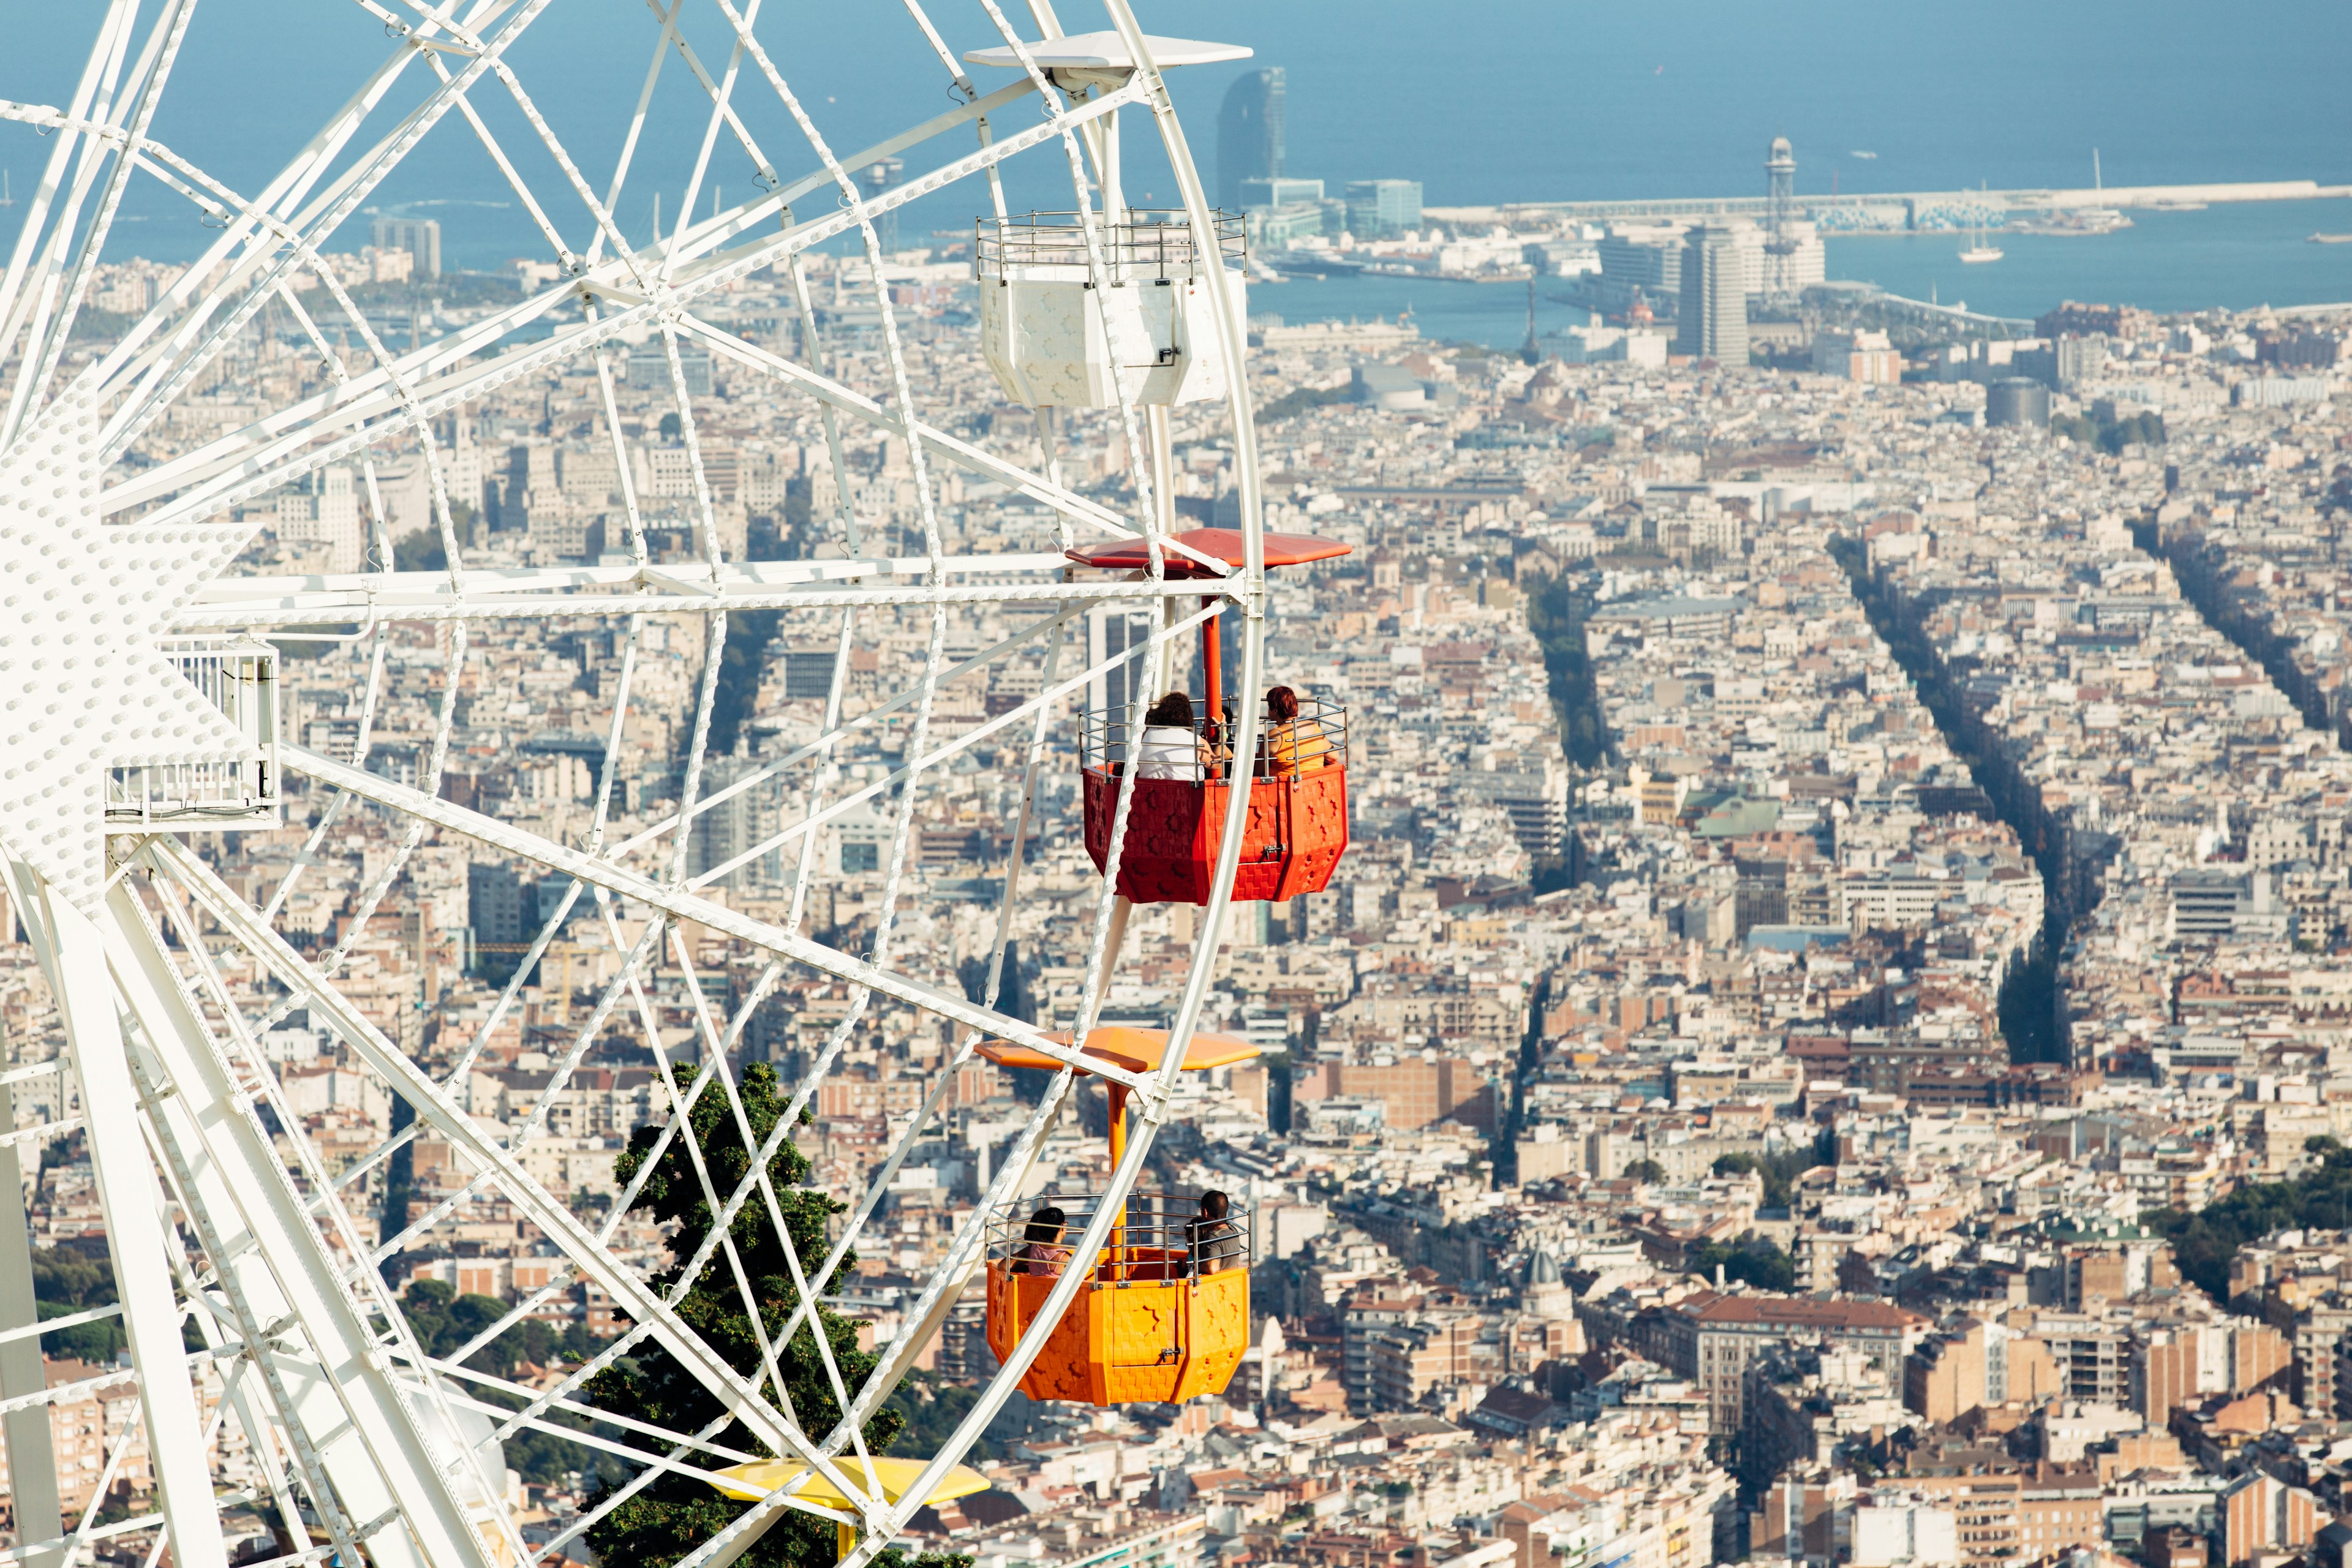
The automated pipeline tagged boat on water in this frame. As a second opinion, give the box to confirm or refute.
[2011,206,2133,236]
[2309,233,2352,245]
[1958,202,2002,265]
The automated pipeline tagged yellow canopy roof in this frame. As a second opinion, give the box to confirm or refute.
[706,1455,991,1508]
[975,1026,1259,1077]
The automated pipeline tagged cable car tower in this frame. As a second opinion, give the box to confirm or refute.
[0,6,1339,1568]
[1763,134,1801,304]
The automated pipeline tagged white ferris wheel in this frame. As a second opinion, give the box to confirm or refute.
[0,6,1357,1568]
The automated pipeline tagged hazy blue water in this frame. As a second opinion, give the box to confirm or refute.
[2,0,2347,343]
[1259,200,2352,350]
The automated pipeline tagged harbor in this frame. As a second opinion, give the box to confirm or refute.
[1248,197,2352,352]
[1427,176,2352,233]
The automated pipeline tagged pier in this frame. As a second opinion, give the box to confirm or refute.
[1431,178,2352,233]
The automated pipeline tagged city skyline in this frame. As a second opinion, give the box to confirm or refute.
[8,10,2352,1568]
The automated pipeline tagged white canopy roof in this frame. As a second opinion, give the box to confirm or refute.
[962,31,1251,71]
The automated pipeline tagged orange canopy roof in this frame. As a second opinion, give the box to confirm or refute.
[976,1025,1259,1076]
[1065,527,1352,579]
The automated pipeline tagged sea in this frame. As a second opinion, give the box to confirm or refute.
[1260,201,2352,352]
[2,0,2348,350]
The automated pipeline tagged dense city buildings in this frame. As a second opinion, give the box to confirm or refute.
[15,206,2352,1568]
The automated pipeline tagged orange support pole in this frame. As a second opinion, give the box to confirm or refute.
[1106,1082,1128,1280]
[1200,597,1222,743]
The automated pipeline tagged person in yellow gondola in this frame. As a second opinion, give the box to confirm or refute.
[1010,1205,1072,1277]
[1137,692,1221,781]
[1188,1189,1244,1277]
[1257,686,1332,778]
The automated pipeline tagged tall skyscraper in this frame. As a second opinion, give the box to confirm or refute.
[1675,222,1749,364]
[1218,68,1284,209]
[369,214,441,279]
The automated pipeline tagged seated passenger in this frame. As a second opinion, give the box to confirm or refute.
[1136,692,1216,781]
[1257,685,1332,777]
[1011,1206,1071,1277]
[1188,1189,1244,1277]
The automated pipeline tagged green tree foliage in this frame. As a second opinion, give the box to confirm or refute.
[1710,1145,1831,1210]
[2051,410,2166,454]
[880,1373,1035,1464]
[2146,1137,2352,1302]
[1685,1235,1797,1293]
[1529,854,1575,895]
[394,1278,609,1483]
[582,1063,968,1568]
[2103,410,2167,453]
[382,1093,418,1245]
[1996,949,2064,1066]
[956,943,1032,1025]
[398,1278,606,1376]
[1256,383,1353,423]
[1621,1158,1667,1183]
[660,411,684,441]
[33,1246,124,1363]
[393,528,449,573]
[1525,576,1609,767]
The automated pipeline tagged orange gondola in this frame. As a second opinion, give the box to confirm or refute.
[976,1028,1258,1404]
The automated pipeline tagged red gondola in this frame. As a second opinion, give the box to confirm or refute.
[1065,527,1355,907]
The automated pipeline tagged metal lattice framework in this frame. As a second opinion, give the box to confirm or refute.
[0,5,1267,1568]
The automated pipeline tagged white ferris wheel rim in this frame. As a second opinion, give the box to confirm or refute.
[0,4,1272,1568]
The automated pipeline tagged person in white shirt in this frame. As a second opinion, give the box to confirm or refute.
[1134,691,1217,780]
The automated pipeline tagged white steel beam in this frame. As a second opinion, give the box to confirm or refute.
[262,747,1151,1091]
[179,574,1221,631]
[0,1067,62,1568]
[92,81,1148,530]
[152,837,914,1522]
[101,881,502,1568]
[6,869,227,1568]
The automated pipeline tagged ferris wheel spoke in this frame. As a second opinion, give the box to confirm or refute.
[6,873,233,1568]
[0,0,153,434]
[105,881,514,1568]
[61,2,454,407]
[415,1359,756,1469]
[413,50,578,266]
[253,626,468,1034]
[263,743,1146,1085]
[630,948,845,1439]
[3,0,1281,1553]
[139,870,455,1423]
[7,0,200,447]
[97,6,554,461]
[658,925,884,1461]
[149,827,1129,1504]
[655,12,766,289]
[582,0,731,280]
[645,0,785,203]
[103,82,1142,528]
[680,596,1215,895]
[676,311,1205,551]
[0,5,132,363]
[148,839,894,1493]
[371,903,666,1261]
